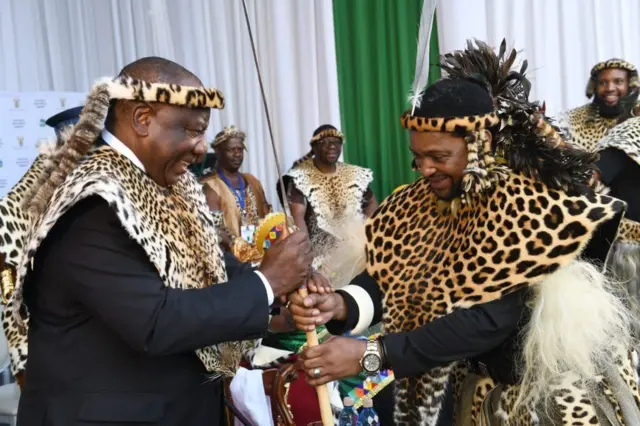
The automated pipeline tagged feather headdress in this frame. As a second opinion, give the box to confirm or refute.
[402,39,598,198]
[439,39,598,195]
[408,0,437,115]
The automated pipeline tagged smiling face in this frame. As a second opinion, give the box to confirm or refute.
[409,131,472,200]
[595,68,630,106]
[312,136,343,165]
[133,102,210,187]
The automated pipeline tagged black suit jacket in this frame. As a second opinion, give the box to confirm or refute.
[18,196,269,426]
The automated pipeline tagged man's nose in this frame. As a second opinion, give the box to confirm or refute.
[193,139,207,155]
[420,164,437,177]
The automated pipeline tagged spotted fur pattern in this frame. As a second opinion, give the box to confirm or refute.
[310,129,343,143]
[560,104,618,152]
[0,156,47,268]
[2,146,257,377]
[366,171,627,425]
[598,116,640,168]
[285,159,372,266]
[400,111,500,133]
[105,75,225,109]
[618,219,640,243]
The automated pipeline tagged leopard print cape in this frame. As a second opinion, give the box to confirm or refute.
[559,104,619,152]
[2,146,257,377]
[285,159,372,267]
[366,172,633,425]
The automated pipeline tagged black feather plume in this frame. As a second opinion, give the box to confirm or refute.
[439,39,597,195]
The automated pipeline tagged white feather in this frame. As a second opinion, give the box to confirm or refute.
[409,0,437,115]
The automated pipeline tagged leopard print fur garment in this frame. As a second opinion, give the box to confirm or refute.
[598,115,640,168]
[0,156,47,269]
[285,159,372,266]
[366,173,627,425]
[2,146,257,377]
[559,104,618,152]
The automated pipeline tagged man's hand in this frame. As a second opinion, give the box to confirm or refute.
[307,271,334,295]
[259,231,312,298]
[301,336,366,386]
[288,292,346,332]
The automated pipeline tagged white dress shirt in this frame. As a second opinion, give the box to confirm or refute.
[100,129,274,305]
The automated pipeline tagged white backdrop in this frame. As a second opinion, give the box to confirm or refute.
[0,0,341,208]
[436,0,640,118]
[0,92,85,197]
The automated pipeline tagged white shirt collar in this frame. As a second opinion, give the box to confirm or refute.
[101,129,146,172]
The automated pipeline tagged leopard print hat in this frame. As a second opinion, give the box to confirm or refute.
[24,75,225,216]
[401,38,599,202]
[586,58,639,98]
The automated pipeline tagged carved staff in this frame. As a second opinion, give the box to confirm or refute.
[239,1,333,425]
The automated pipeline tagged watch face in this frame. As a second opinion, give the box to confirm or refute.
[363,353,381,373]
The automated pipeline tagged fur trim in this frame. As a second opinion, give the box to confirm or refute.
[24,82,111,215]
[104,75,224,109]
[212,125,246,149]
[310,128,343,143]
[512,260,635,416]
[315,215,367,288]
[23,75,225,216]
[400,111,499,132]
[289,150,314,170]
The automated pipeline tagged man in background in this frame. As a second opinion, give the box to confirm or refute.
[203,125,271,263]
[560,59,639,151]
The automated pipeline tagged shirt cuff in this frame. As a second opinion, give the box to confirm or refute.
[341,284,374,335]
[254,270,274,305]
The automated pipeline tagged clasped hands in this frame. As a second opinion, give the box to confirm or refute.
[257,230,369,386]
[288,284,368,387]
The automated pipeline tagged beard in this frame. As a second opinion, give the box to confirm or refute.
[593,90,638,119]
[592,95,622,118]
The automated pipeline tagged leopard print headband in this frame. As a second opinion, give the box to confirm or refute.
[104,75,225,109]
[25,75,225,216]
[399,109,569,202]
[400,110,506,202]
[310,128,344,144]
[586,59,639,98]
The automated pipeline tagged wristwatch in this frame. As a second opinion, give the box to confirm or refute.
[360,339,382,376]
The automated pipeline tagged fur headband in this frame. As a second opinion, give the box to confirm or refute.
[311,129,344,144]
[586,59,639,98]
[24,75,224,215]
[212,125,247,150]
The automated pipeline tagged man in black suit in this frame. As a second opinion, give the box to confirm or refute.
[8,57,317,426]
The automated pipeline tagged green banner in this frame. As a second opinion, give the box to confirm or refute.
[333,0,440,199]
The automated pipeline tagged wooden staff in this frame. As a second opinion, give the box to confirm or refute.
[281,224,333,426]
[239,0,333,421]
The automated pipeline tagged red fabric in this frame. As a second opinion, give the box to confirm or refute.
[239,357,321,425]
[287,368,322,425]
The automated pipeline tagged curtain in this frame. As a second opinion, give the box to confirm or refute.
[0,0,341,209]
[436,0,640,118]
[333,0,440,200]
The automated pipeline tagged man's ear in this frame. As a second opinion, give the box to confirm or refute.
[131,103,153,137]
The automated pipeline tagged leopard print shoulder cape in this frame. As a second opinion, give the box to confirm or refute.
[366,172,631,425]
[286,159,372,266]
[560,104,618,151]
[2,146,255,377]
